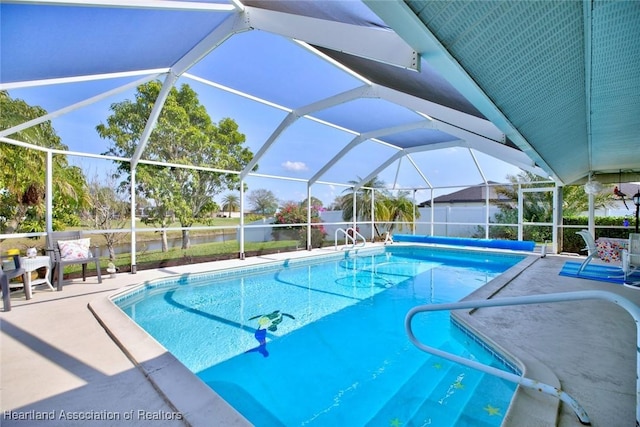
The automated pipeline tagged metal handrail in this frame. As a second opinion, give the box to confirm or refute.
[405,290,640,426]
[334,227,366,250]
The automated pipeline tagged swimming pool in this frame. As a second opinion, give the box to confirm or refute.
[115,246,526,426]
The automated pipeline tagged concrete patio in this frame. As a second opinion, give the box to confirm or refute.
[2,246,639,426]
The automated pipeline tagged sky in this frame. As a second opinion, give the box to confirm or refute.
[3,1,526,210]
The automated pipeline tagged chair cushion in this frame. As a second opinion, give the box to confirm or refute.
[58,238,91,260]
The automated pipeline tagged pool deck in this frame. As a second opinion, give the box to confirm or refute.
[2,244,639,426]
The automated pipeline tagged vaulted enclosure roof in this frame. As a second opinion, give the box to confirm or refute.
[368,0,640,185]
[2,0,639,194]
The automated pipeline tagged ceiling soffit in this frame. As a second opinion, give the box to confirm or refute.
[377,0,640,185]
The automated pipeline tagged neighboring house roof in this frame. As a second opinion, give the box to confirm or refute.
[418,182,514,207]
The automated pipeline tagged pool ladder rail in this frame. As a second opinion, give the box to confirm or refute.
[405,290,640,426]
[335,227,366,250]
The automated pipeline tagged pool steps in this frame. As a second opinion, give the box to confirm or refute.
[366,341,511,426]
[365,348,457,424]
[453,374,516,425]
[408,366,487,426]
[402,291,640,425]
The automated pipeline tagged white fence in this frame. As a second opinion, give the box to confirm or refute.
[242,206,503,243]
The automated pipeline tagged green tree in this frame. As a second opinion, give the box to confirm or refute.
[339,178,418,239]
[561,184,614,216]
[340,176,388,223]
[0,91,89,234]
[301,196,323,209]
[379,190,419,235]
[341,176,404,238]
[221,193,240,217]
[247,189,279,216]
[327,195,344,211]
[97,81,254,249]
[491,172,550,241]
[135,197,152,217]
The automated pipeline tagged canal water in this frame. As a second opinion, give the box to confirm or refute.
[96,233,237,257]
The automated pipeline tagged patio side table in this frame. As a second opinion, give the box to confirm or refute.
[20,256,55,299]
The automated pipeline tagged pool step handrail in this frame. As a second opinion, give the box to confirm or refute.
[335,227,366,250]
[405,290,640,426]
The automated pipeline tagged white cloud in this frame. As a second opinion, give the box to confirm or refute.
[282,161,308,172]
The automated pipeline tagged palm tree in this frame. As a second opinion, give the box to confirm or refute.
[221,193,240,218]
[340,176,420,238]
[340,176,388,223]
[380,190,419,234]
[342,176,403,238]
[0,92,90,233]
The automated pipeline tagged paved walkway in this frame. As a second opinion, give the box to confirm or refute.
[457,254,640,427]
[1,247,639,426]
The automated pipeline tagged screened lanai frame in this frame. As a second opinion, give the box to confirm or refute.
[0,135,558,270]
[1,0,569,270]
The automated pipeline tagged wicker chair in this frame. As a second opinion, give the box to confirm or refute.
[46,231,102,291]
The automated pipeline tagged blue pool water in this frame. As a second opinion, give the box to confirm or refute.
[116,246,526,426]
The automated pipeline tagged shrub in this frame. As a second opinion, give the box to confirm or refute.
[562,216,634,253]
[273,201,327,248]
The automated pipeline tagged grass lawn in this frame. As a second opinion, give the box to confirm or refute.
[1,218,243,254]
[67,239,301,275]
[2,217,325,277]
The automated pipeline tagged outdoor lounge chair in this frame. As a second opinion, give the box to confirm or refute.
[46,231,102,291]
[576,230,600,274]
[1,255,29,311]
[623,233,640,286]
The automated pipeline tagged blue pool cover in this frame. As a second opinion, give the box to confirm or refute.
[392,234,536,252]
